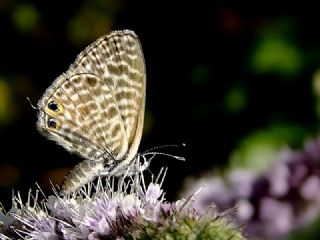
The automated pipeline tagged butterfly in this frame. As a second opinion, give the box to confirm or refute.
[36,30,146,194]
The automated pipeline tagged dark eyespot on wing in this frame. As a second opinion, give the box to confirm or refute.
[48,118,57,128]
[48,101,59,112]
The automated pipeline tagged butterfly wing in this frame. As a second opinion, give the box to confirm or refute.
[71,30,146,162]
[36,30,146,193]
[37,73,129,160]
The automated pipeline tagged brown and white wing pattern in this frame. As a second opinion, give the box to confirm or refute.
[36,30,146,194]
[71,30,146,162]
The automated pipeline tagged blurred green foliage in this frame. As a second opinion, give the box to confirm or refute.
[249,17,303,78]
[223,84,248,114]
[12,3,40,33]
[312,70,320,121]
[229,124,308,172]
[250,37,303,77]
[67,0,122,45]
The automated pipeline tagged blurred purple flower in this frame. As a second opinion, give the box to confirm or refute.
[181,138,320,239]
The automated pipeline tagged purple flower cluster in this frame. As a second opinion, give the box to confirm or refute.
[181,138,320,239]
[0,170,168,239]
[1,168,245,239]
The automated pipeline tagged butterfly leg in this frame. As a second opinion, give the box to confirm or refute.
[138,154,153,172]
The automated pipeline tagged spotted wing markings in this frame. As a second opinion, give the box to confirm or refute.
[37,30,146,194]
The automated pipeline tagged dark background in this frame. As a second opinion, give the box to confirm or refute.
[0,0,319,208]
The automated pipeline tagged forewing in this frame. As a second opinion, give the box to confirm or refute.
[71,30,146,160]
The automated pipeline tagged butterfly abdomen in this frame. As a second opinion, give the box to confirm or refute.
[60,159,104,195]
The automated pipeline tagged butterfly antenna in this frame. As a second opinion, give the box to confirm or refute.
[142,143,186,161]
[26,97,38,110]
[143,143,186,153]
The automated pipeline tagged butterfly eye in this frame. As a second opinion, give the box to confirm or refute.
[48,101,59,112]
[47,118,57,129]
